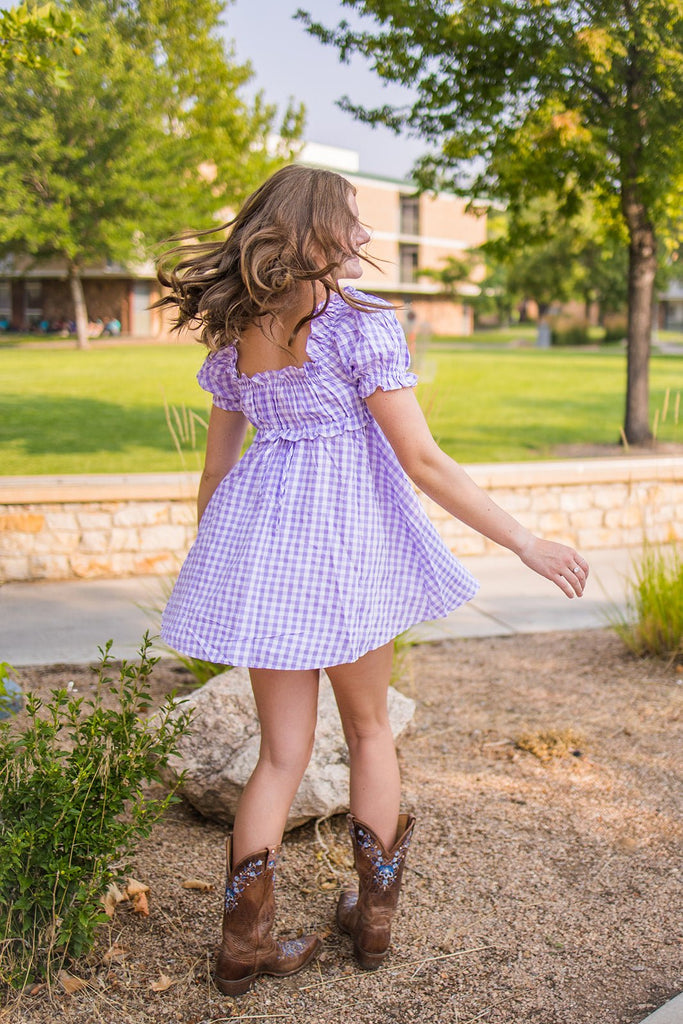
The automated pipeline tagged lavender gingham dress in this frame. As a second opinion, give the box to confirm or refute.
[161,288,479,670]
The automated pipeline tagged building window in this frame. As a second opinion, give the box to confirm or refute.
[0,281,10,321]
[399,244,419,284]
[25,280,43,327]
[399,194,420,236]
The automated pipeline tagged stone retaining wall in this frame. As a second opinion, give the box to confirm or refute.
[1,458,681,583]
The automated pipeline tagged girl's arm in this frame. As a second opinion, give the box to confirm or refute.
[197,405,249,523]
[365,387,589,598]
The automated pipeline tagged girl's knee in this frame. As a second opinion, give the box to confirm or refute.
[259,730,316,779]
[342,713,393,750]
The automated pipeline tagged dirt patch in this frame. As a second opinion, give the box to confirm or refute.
[3,630,682,1024]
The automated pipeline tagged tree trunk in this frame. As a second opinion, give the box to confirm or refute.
[621,188,657,445]
[68,263,90,350]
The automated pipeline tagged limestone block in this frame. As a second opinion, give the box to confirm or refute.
[32,530,80,553]
[593,485,628,510]
[138,524,188,552]
[1,533,38,554]
[670,519,683,541]
[495,490,533,513]
[568,508,604,530]
[529,490,563,513]
[449,533,487,556]
[169,502,197,526]
[70,553,118,578]
[538,511,568,534]
[437,519,468,545]
[0,511,45,533]
[80,530,112,554]
[642,523,680,545]
[161,669,416,830]
[109,527,140,552]
[112,504,169,528]
[604,504,644,530]
[0,555,30,583]
[43,511,79,531]
[76,511,112,531]
[133,551,181,576]
[559,488,592,513]
[577,527,623,550]
[29,554,70,579]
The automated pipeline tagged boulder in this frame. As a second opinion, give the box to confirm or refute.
[161,668,416,830]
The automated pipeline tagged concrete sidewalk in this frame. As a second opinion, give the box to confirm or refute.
[0,547,635,666]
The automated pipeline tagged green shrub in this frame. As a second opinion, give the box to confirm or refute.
[551,324,592,346]
[0,634,192,988]
[609,546,683,663]
[602,325,627,344]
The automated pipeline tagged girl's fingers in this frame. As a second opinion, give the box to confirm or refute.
[562,556,588,597]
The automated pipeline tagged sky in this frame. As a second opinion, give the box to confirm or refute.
[221,0,427,178]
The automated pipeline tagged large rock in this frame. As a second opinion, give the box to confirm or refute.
[162,668,416,830]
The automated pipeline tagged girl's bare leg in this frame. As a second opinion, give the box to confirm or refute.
[231,668,320,865]
[326,641,401,849]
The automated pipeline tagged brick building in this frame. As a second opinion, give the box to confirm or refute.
[300,143,487,336]
[0,254,162,336]
[0,143,487,338]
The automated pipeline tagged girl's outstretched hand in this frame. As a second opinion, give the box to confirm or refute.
[517,536,590,598]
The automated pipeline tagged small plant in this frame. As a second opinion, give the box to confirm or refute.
[162,398,208,470]
[515,727,584,762]
[0,634,192,989]
[609,545,683,663]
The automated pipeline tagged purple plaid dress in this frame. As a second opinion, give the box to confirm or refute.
[161,288,479,670]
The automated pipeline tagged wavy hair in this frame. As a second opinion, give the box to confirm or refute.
[155,165,386,352]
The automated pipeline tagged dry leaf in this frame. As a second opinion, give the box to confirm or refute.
[102,892,117,918]
[58,971,89,995]
[108,882,127,903]
[102,943,128,964]
[131,891,150,916]
[150,972,175,992]
[181,878,214,892]
[125,877,150,896]
[102,881,127,917]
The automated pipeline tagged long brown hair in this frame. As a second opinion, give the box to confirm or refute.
[155,165,385,352]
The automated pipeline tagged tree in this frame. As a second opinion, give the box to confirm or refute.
[0,2,82,81]
[419,198,629,334]
[493,195,629,327]
[0,0,303,348]
[300,0,683,444]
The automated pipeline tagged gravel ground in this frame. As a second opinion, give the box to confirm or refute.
[3,629,682,1024]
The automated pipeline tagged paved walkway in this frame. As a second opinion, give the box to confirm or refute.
[1,547,635,666]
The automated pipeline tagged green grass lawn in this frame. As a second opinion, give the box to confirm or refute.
[417,348,682,462]
[0,342,681,474]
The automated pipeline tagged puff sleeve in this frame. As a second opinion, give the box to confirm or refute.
[345,303,418,399]
[196,347,242,411]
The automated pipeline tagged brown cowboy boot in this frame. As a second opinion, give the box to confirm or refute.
[214,838,322,995]
[336,813,415,970]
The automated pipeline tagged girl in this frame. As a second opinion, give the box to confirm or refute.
[156,165,588,995]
